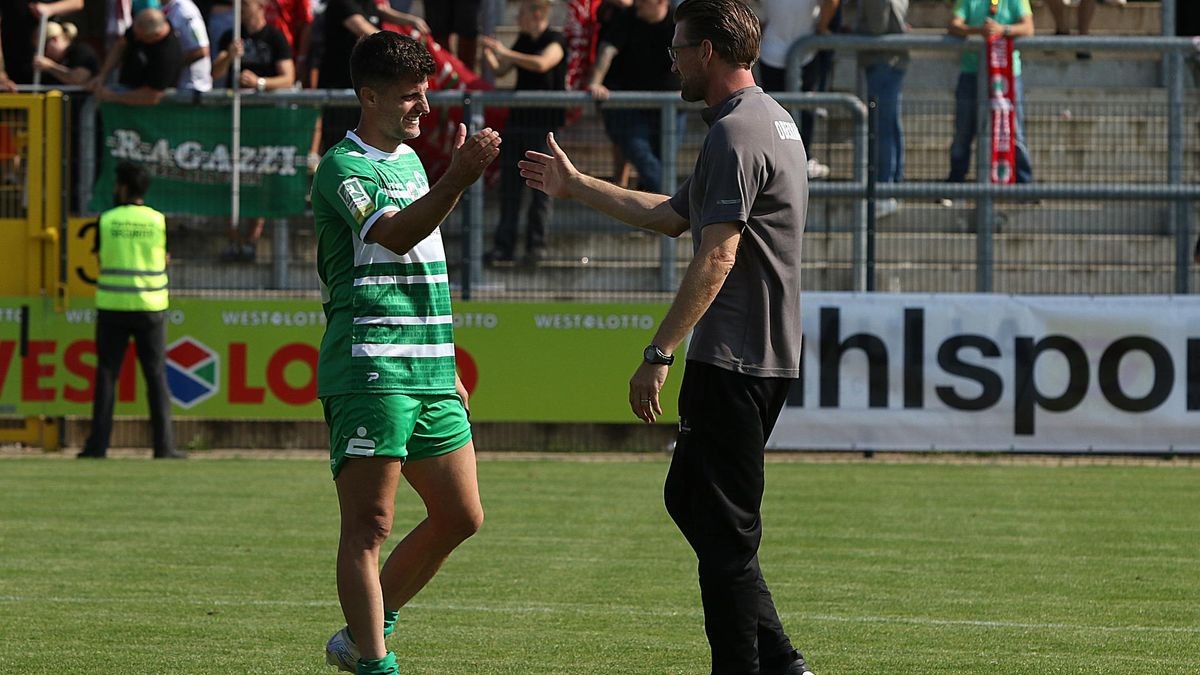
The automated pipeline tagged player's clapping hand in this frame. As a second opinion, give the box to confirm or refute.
[519,132,577,199]
[444,123,501,192]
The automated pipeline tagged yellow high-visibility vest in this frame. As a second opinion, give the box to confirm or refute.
[95,204,169,312]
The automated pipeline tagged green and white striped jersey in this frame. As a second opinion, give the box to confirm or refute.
[312,131,456,397]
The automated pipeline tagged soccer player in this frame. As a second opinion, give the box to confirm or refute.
[519,0,814,672]
[311,31,500,675]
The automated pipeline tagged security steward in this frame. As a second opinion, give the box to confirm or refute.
[78,162,186,459]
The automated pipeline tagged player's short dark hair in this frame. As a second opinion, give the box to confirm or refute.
[673,0,761,70]
[115,161,150,199]
[350,31,436,96]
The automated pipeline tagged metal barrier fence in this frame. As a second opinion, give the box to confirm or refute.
[787,33,1200,293]
[63,44,1200,298]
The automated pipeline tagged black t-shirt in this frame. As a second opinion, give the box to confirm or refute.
[218,23,292,87]
[602,8,678,91]
[119,26,184,90]
[1,0,49,83]
[318,0,379,88]
[42,41,100,86]
[510,28,566,128]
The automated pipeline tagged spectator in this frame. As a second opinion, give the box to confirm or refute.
[588,0,682,195]
[207,0,234,59]
[316,0,427,153]
[857,0,907,216]
[1047,0,1125,60]
[107,0,134,52]
[0,0,84,90]
[90,7,184,105]
[480,0,566,266]
[32,19,98,86]
[212,0,293,90]
[947,0,1034,184]
[162,0,211,91]
[597,0,634,188]
[757,0,839,180]
[264,0,312,54]
[35,19,99,211]
[427,0,481,71]
[77,161,186,461]
[212,0,295,262]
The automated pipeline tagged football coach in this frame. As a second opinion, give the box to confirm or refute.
[518,0,812,672]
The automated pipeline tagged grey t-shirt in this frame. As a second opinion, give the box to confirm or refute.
[669,86,808,378]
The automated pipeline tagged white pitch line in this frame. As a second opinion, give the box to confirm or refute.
[1,595,1196,635]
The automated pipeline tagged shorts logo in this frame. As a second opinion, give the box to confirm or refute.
[338,178,374,225]
[774,120,801,141]
[346,425,376,455]
[366,372,380,382]
[165,337,219,408]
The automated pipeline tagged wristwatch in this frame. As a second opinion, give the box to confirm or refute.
[643,344,674,366]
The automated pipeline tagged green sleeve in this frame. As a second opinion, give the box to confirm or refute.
[314,155,399,237]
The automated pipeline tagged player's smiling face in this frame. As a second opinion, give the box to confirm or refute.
[376,77,431,142]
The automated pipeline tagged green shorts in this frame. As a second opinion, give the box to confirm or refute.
[322,392,472,478]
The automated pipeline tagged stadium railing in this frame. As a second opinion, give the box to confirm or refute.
[784,32,1200,293]
[57,31,1200,298]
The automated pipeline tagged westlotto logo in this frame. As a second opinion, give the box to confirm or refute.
[166,338,219,408]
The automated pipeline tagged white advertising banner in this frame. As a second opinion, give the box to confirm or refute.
[768,293,1200,452]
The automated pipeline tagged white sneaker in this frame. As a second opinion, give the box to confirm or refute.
[325,626,360,673]
[807,158,831,180]
[875,198,899,218]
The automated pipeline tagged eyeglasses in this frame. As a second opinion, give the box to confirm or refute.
[667,42,703,62]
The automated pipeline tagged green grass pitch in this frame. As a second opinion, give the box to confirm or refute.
[1,456,1197,674]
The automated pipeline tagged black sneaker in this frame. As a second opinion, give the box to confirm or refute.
[154,449,188,460]
[523,247,546,267]
[218,242,242,263]
[483,248,514,267]
[76,448,107,459]
[782,657,815,675]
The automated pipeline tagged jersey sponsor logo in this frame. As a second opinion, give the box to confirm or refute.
[165,337,220,408]
[338,178,375,225]
[774,120,802,141]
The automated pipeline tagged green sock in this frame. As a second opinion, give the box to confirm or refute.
[383,609,399,637]
[356,651,397,675]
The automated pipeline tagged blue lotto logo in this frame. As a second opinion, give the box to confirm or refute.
[166,337,220,408]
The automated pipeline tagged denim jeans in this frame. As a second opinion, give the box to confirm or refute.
[601,108,688,194]
[949,70,1034,183]
[865,63,907,183]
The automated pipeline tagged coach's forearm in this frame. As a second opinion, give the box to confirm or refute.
[652,251,732,354]
[364,180,464,255]
[567,173,688,237]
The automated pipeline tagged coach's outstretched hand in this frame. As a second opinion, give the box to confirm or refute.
[444,123,501,192]
[520,132,577,199]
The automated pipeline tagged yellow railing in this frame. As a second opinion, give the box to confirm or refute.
[0,92,64,450]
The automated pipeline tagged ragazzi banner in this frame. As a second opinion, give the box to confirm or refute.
[0,298,679,423]
[770,293,1200,452]
[88,103,319,217]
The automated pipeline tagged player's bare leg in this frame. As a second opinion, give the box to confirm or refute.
[379,441,483,611]
[334,456,404,663]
